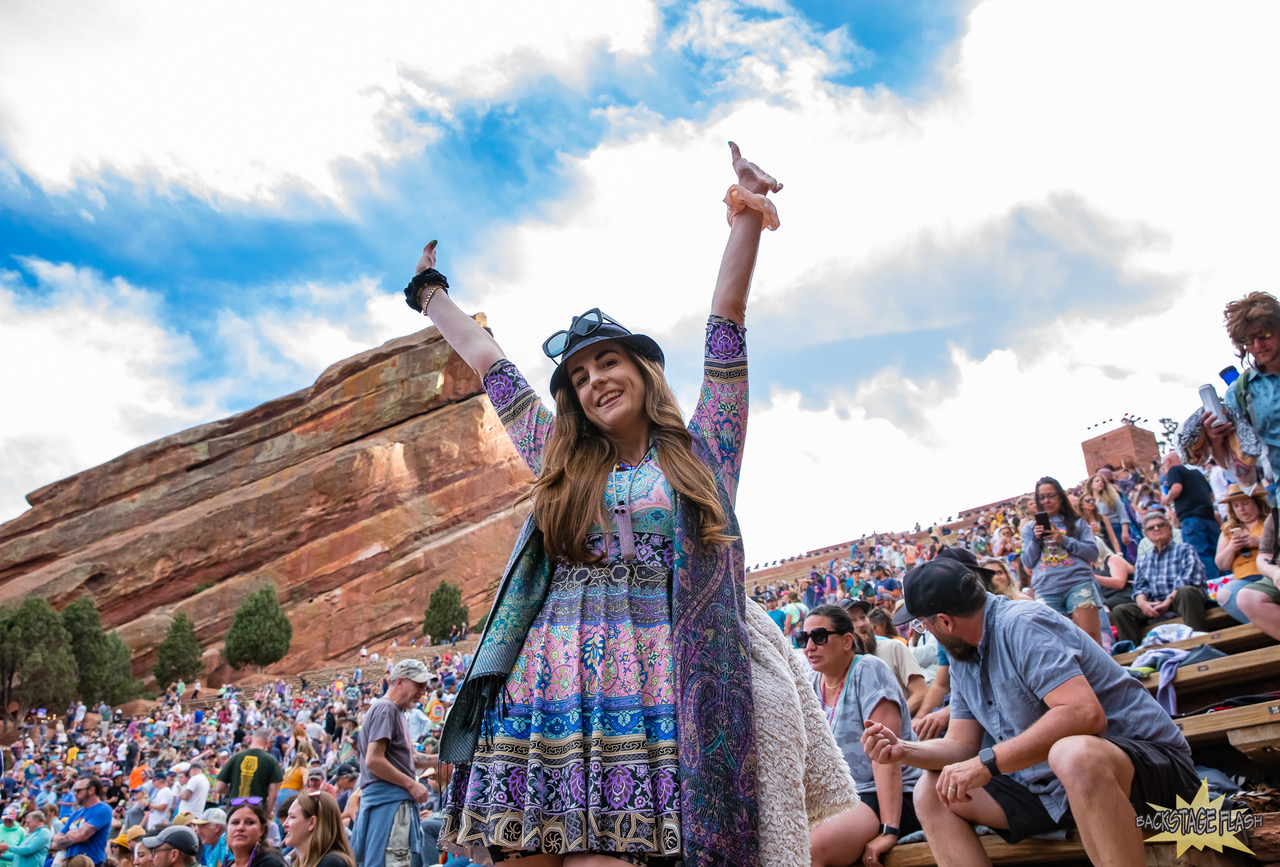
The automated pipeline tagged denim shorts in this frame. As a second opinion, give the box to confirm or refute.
[1037,580,1103,617]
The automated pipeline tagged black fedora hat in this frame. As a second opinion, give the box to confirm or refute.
[544,308,663,396]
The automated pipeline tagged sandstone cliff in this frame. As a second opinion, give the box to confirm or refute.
[0,318,533,685]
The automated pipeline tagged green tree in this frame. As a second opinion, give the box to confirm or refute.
[0,598,78,731]
[61,596,142,704]
[223,587,292,671]
[151,613,204,688]
[62,597,109,693]
[422,581,470,641]
[103,632,143,705]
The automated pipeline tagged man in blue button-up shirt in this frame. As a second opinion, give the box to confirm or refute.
[1110,511,1209,644]
[864,558,1198,867]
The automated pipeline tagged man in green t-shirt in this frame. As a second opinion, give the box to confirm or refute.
[214,729,283,816]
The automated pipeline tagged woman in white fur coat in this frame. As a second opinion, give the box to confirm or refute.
[743,600,860,867]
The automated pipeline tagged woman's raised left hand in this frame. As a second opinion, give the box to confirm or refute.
[729,142,782,196]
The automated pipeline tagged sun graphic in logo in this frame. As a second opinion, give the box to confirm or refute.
[1141,779,1261,856]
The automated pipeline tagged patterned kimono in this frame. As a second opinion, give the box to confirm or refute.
[441,316,756,864]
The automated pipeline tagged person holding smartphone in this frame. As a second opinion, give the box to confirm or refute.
[1019,477,1105,646]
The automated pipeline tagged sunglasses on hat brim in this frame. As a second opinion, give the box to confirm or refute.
[541,308,627,360]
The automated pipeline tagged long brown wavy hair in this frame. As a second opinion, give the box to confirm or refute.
[527,347,734,563]
[291,793,354,867]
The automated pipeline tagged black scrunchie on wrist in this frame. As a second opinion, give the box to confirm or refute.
[404,268,450,312]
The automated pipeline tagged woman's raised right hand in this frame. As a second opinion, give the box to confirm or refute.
[415,240,438,276]
[729,142,782,196]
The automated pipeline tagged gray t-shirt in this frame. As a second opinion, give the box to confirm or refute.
[949,593,1192,821]
[1020,515,1098,596]
[809,654,922,795]
[356,698,415,791]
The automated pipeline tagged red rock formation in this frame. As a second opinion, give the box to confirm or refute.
[0,318,533,686]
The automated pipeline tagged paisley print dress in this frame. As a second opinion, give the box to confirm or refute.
[441,315,749,860]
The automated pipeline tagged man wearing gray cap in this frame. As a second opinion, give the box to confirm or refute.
[863,558,1198,867]
[142,825,199,867]
[350,659,433,867]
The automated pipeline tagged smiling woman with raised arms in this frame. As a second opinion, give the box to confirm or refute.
[403,144,846,867]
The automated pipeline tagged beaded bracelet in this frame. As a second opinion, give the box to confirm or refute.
[419,284,445,315]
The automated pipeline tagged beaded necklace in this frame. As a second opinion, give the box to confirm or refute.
[820,658,855,726]
[608,446,654,561]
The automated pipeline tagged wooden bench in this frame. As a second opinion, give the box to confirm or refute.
[1174,697,1280,767]
[883,834,1084,866]
[882,834,1247,866]
[1138,644,1280,697]
[1114,623,1274,666]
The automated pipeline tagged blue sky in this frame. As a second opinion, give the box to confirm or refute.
[3,0,1277,561]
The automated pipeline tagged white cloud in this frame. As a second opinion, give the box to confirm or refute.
[0,261,213,519]
[7,0,1280,564]
[0,263,416,525]
[0,0,658,204]
[212,278,413,391]
[667,0,868,99]
[441,0,1280,561]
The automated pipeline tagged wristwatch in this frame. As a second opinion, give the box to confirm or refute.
[978,746,1001,777]
[878,823,900,837]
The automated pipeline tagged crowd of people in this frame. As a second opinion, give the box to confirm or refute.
[753,445,1272,655]
[0,645,473,867]
[742,292,1280,865]
[7,140,1280,867]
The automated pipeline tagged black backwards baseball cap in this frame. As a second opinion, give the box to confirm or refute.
[893,546,994,626]
[543,308,664,397]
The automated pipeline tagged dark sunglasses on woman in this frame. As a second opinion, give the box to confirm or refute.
[794,627,851,648]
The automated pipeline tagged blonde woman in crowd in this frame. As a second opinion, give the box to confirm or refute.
[1088,472,1133,560]
[977,558,1030,600]
[282,794,354,867]
[279,744,316,804]
[41,804,61,835]
[1077,491,1121,556]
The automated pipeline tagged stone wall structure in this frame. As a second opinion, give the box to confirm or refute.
[0,318,532,686]
[1081,424,1161,477]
